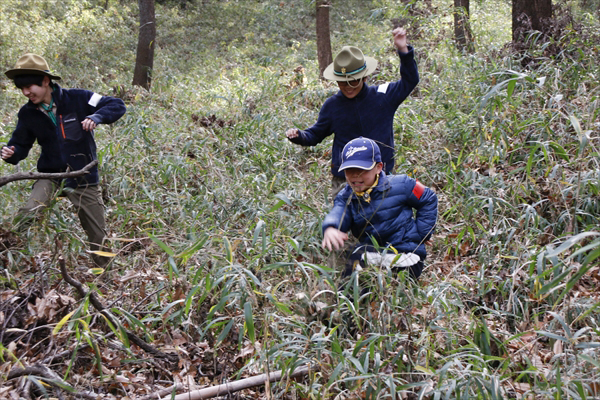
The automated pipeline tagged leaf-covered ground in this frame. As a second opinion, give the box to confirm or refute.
[1,0,600,398]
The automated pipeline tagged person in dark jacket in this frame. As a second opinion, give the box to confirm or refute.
[1,53,126,267]
[322,137,437,280]
[286,27,419,197]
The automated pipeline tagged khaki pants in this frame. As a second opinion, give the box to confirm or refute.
[15,180,110,267]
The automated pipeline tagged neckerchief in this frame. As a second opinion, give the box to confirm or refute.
[353,174,379,203]
[40,97,57,126]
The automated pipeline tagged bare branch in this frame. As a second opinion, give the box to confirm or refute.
[171,366,311,400]
[0,160,98,187]
[138,383,186,400]
[7,364,99,399]
[59,257,179,363]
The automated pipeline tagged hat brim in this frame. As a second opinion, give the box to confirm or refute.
[323,56,378,82]
[338,160,376,172]
[5,68,61,80]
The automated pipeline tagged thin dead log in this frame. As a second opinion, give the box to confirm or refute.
[7,364,98,399]
[0,160,98,187]
[59,257,179,364]
[138,383,186,400]
[171,366,311,400]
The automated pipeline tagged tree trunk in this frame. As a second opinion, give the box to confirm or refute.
[454,0,475,53]
[132,0,156,90]
[512,0,553,43]
[316,0,332,78]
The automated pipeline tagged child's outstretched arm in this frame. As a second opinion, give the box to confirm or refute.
[285,128,299,139]
[3,117,36,165]
[322,192,353,250]
[82,91,126,126]
[386,28,419,109]
[284,102,334,147]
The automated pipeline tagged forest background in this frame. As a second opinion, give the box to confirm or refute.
[0,0,599,398]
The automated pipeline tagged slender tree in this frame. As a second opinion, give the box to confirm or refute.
[133,0,156,89]
[512,0,553,43]
[454,0,475,52]
[316,0,332,78]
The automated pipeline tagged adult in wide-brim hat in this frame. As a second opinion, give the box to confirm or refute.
[5,53,61,80]
[322,46,378,82]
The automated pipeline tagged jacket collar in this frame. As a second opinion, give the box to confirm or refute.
[355,82,369,100]
[372,171,390,192]
[336,82,370,101]
[50,83,62,105]
[347,171,390,202]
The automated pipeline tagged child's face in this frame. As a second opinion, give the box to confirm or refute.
[344,162,383,192]
[337,78,365,99]
[20,76,52,105]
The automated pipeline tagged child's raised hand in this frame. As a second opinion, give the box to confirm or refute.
[1,146,15,160]
[393,27,409,53]
[285,128,299,139]
[322,227,348,251]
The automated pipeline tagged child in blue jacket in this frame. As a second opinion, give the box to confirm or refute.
[322,137,437,279]
[2,53,126,267]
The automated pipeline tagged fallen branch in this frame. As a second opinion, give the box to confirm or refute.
[171,366,311,400]
[59,257,179,364]
[7,364,99,399]
[0,160,98,187]
[138,383,186,400]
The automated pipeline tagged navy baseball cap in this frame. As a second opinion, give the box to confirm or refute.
[338,137,382,172]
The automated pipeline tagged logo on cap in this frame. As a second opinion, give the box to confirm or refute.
[345,146,367,158]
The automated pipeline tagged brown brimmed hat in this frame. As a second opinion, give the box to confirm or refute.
[323,46,377,82]
[5,53,61,80]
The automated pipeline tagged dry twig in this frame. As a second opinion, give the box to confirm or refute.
[7,364,98,399]
[0,160,98,187]
[138,383,186,400]
[59,256,179,363]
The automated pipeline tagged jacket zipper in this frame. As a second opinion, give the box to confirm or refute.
[59,115,66,139]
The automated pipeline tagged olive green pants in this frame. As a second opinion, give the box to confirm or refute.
[15,180,110,267]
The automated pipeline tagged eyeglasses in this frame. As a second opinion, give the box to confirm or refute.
[338,79,363,88]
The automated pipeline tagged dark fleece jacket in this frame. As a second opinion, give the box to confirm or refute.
[288,47,419,178]
[4,83,126,187]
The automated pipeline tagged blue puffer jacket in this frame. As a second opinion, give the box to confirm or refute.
[4,83,126,188]
[288,47,419,178]
[322,172,438,260]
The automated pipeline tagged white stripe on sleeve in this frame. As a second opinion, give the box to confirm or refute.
[88,93,102,107]
[377,82,390,94]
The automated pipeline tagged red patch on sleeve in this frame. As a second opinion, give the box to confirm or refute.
[412,181,425,200]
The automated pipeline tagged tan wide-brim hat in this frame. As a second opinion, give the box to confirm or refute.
[5,53,61,80]
[323,46,378,82]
